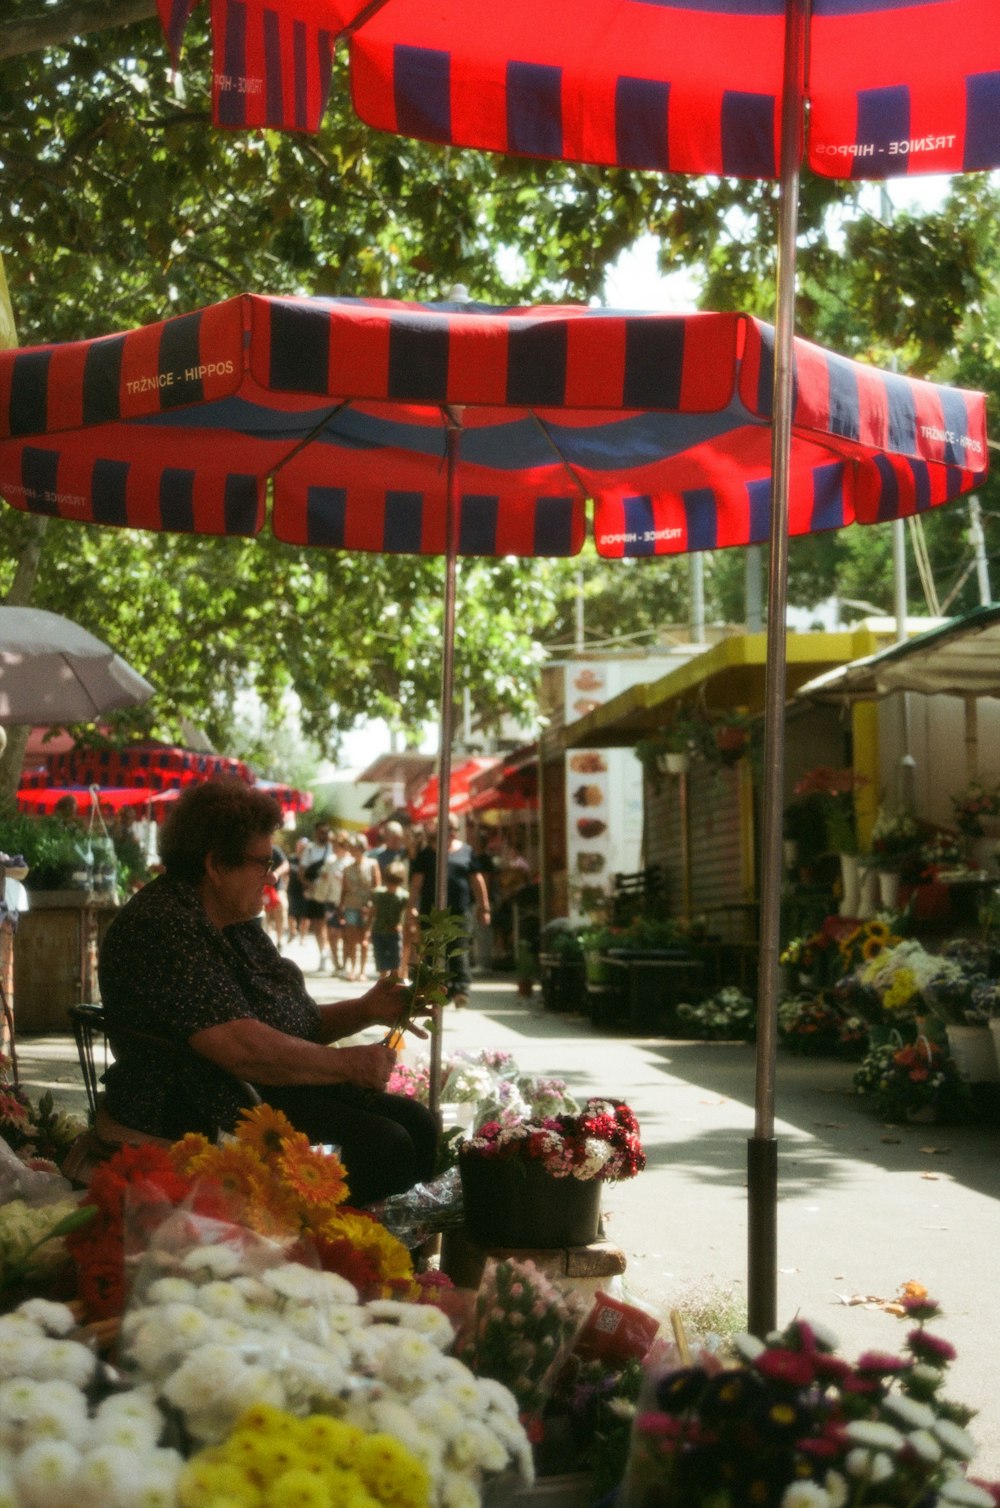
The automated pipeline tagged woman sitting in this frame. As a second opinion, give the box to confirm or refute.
[98,779,436,1207]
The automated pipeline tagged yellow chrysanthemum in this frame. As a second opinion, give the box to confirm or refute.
[321,1209,417,1297]
[178,1459,262,1508]
[884,968,918,1011]
[268,1469,331,1508]
[169,1131,212,1174]
[235,1103,301,1163]
[278,1140,349,1210]
[296,1415,364,1469]
[355,1433,431,1507]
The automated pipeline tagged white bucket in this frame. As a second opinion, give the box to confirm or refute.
[946,1024,1000,1083]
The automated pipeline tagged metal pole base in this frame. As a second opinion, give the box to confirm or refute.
[747,1135,778,1338]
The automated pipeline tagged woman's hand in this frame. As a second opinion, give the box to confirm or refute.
[337,1043,397,1091]
[361,974,430,1039]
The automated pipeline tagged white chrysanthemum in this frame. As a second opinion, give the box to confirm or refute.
[367,1398,444,1476]
[905,1428,943,1463]
[160,1345,285,1436]
[314,1270,360,1305]
[844,1449,894,1483]
[75,1443,140,1508]
[230,1275,276,1307]
[325,1303,367,1334]
[801,1319,840,1351]
[280,1346,349,1408]
[780,1485,832,1508]
[123,1317,185,1378]
[179,1243,243,1278]
[144,1276,198,1307]
[158,1301,218,1346]
[934,1419,978,1460]
[410,1393,464,1437]
[881,1393,936,1431]
[438,1469,482,1508]
[822,1471,849,1508]
[262,1263,334,1302]
[193,1280,250,1322]
[13,1437,81,1508]
[938,1480,997,1507]
[446,1420,511,1473]
[475,1377,521,1417]
[380,1330,441,1387]
[129,1448,186,1508]
[15,1300,77,1337]
[844,1420,905,1452]
[16,1378,89,1448]
[442,1373,489,1416]
[94,1387,163,1432]
[366,1299,453,1346]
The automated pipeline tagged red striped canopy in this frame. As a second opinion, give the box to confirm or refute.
[15,786,159,815]
[158,0,1000,180]
[43,742,253,790]
[0,295,986,560]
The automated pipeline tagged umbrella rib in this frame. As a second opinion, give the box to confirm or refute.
[525,411,591,500]
[269,400,352,479]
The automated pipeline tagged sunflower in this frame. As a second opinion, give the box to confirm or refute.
[320,1208,416,1299]
[862,936,887,960]
[235,1103,301,1163]
[278,1140,349,1211]
[866,921,892,940]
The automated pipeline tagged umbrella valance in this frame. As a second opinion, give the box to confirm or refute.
[0,296,986,558]
[43,742,253,790]
[160,0,1000,180]
[15,785,159,815]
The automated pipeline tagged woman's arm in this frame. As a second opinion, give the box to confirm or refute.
[190,1017,396,1089]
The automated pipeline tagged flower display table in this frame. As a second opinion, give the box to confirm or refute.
[440,1224,627,1299]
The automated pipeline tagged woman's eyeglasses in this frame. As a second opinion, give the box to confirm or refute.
[242,854,276,874]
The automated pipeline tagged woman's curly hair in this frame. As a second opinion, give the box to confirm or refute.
[159,777,283,883]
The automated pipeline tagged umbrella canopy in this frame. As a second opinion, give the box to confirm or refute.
[0,295,985,549]
[43,740,253,789]
[798,605,1000,703]
[163,0,1000,179]
[409,756,499,822]
[0,606,154,726]
[15,784,159,815]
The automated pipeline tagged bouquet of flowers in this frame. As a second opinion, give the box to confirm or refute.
[855,939,965,1021]
[853,1037,972,1123]
[1,1051,86,1171]
[457,1256,587,1422]
[459,1098,645,1183]
[869,805,922,870]
[837,918,902,976]
[951,779,1000,837]
[67,1104,418,1319]
[676,987,755,1041]
[778,993,856,1056]
[620,1299,999,1506]
[919,827,965,877]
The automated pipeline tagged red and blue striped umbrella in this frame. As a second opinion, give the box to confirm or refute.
[0,293,986,553]
[158,0,1000,181]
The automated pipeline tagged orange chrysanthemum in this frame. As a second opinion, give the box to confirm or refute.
[235,1103,301,1164]
[169,1131,212,1175]
[320,1208,416,1299]
[278,1140,349,1211]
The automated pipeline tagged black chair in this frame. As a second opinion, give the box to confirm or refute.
[67,1002,260,1128]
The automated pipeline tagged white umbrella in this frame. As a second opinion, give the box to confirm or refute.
[0,606,154,725]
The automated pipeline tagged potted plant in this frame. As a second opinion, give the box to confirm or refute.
[676,986,755,1041]
[635,707,706,784]
[457,1097,645,1248]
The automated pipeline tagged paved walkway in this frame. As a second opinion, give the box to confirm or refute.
[14,953,1000,1475]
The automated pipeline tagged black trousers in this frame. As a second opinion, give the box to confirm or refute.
[258,1082,438,1208]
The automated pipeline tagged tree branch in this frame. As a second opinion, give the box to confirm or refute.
[0,0,159,60]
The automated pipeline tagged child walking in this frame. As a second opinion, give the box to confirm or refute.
[370,862,409,978]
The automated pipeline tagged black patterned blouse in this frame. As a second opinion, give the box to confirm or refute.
[98,874,321,1138]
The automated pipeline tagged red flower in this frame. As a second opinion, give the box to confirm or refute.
[754,1348,817,1387]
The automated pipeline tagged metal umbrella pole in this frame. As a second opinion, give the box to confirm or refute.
[747,0,808,1338]
[428,410,463,1117]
